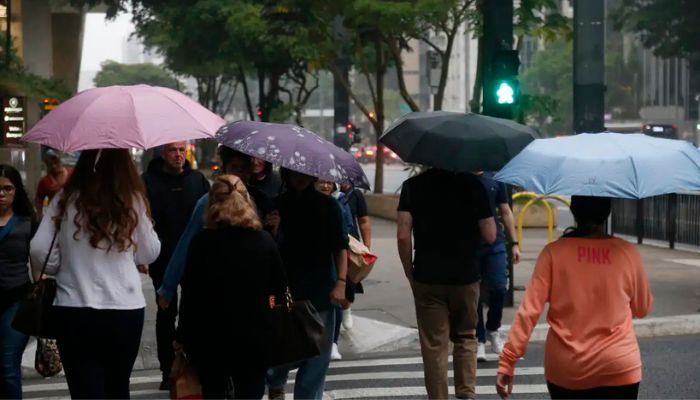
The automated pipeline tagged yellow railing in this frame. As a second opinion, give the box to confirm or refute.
[513,192,570,245]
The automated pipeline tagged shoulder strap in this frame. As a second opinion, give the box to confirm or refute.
[0,215,18,242]
[36,228,59,282]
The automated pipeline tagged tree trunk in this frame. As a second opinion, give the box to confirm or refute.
[238,64,255,120]
[391,38,420,112]
[469,34,484,113]
[373,36,386,194]
[434,32,456,111]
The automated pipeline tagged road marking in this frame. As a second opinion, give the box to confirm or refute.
[664,258,700,268]
[317,367,543,382]
[328,354,499,369]
[326,384,549,399]
[23,375,161,393]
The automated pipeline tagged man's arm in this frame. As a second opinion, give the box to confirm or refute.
[397,211,414,283]
[498,203,521,263]
[331,249,348,306]
[358,216,372,249]
[479,217,498,244]
[157,195,206,308]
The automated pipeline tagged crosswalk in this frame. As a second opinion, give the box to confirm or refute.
[22,352,549,399]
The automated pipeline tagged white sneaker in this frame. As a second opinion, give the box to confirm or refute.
[477,342,487,362]
[487,330,504,355]
[331,343,342,360]
[342,308,353,330]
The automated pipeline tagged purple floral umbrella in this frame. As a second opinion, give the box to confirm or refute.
[215,121,370,189]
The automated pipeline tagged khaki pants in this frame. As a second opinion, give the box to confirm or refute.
[412,281,480,400]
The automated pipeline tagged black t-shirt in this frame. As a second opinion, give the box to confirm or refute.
[398,169,493,285]
[340,188,368,239]
[275,187,349,311]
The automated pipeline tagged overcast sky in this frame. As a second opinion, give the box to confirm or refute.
[80,12,134,71]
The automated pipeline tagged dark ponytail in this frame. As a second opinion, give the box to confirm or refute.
[563,196,611,238]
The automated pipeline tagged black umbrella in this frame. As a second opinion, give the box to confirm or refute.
[379,111,539,172]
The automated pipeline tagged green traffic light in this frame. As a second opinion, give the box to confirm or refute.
[496,81,515,104]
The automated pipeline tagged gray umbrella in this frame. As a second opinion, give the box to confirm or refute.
[215,120,370,189]
[379,111,539,172]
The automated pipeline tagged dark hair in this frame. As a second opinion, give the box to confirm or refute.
[0,164,36,219]
[218,146,252,170]
[56,149,149,252]
[563,196,612,238]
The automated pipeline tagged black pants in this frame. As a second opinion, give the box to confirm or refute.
[151,273,178,377]
[192,356,266,399]
[54,306,144,399]
[547,381,640,399]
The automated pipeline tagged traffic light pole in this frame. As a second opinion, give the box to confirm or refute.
[481,0,514,119]
[333,16,350,143]
[573,0,605,133]
[481,0,516,307]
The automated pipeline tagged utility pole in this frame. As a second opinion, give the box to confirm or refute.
[573,0,606,133]
[481,0,518,307]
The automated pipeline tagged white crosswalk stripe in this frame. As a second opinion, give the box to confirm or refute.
[22,353,547,399]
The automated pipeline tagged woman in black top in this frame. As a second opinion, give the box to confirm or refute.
[0,165,37,399]
[177,174,286,399]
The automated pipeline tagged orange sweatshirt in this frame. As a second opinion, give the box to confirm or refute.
[498,237,653,390]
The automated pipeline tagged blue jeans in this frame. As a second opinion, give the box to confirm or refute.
[0,301,29,399]
[476,243,508,343]
[267,310,335,400]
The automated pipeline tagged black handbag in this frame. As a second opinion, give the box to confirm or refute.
[12,230,59,338]
[265,288,326,368]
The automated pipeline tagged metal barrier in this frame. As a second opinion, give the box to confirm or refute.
[611,193,700,248]
[513,192,570,245]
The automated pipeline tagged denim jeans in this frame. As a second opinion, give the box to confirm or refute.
[476,243,508,343]
[0,301,29,399]
[267,310,335,400]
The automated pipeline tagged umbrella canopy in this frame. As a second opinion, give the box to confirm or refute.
[215,121,370,189]
[23,85,225,151]
[494,132,700,199]
[379,111,538,172]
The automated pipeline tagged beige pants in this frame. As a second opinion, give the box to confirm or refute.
[412,281,480,400]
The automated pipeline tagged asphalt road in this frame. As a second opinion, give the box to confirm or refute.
[21,334,700,399]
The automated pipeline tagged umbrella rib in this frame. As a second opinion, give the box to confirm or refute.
[155,90,216,135]
[59,92,107,151]
[128,91,147,149]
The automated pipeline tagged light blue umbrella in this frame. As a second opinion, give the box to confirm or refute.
[494,132,700,199]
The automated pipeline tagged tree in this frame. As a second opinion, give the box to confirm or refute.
[93,60,182,89]
[611,0,700,59]
[0,32,70,100]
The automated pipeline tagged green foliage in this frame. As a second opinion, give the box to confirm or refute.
[519,40,572,135]
[0,32,71,100]
[93,60,181,89]
[611,0,700,59]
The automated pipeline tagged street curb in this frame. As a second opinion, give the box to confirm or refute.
[503,313,700,342]
[346,314,700,354]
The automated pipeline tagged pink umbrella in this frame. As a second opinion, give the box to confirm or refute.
[23,85,225,151]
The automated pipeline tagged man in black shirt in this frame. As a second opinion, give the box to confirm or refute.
[142,141,210,389]
[397,168,496,400]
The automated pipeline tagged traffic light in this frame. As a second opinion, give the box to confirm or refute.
[41,98,60,117]
[486,49,520,118]
[256,108,263,119]
[346,122,361,144]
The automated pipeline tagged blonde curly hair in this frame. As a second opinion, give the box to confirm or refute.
[204,175,262,231]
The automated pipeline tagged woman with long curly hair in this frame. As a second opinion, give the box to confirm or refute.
[0,165,37,399]
[176,175,286,399]
[30,149,161,399]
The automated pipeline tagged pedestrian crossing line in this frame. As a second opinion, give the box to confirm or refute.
[325,384,550,399]
[23,375,161,393]
[31,389,163,400]
[291,367,544,384]
[326,354,499,369]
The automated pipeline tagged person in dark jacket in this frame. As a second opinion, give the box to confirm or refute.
[266,168,348,400]
[249,158,282,199]
[177,175,286,399]
[141,141,210,390]
[0,165,36,399]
